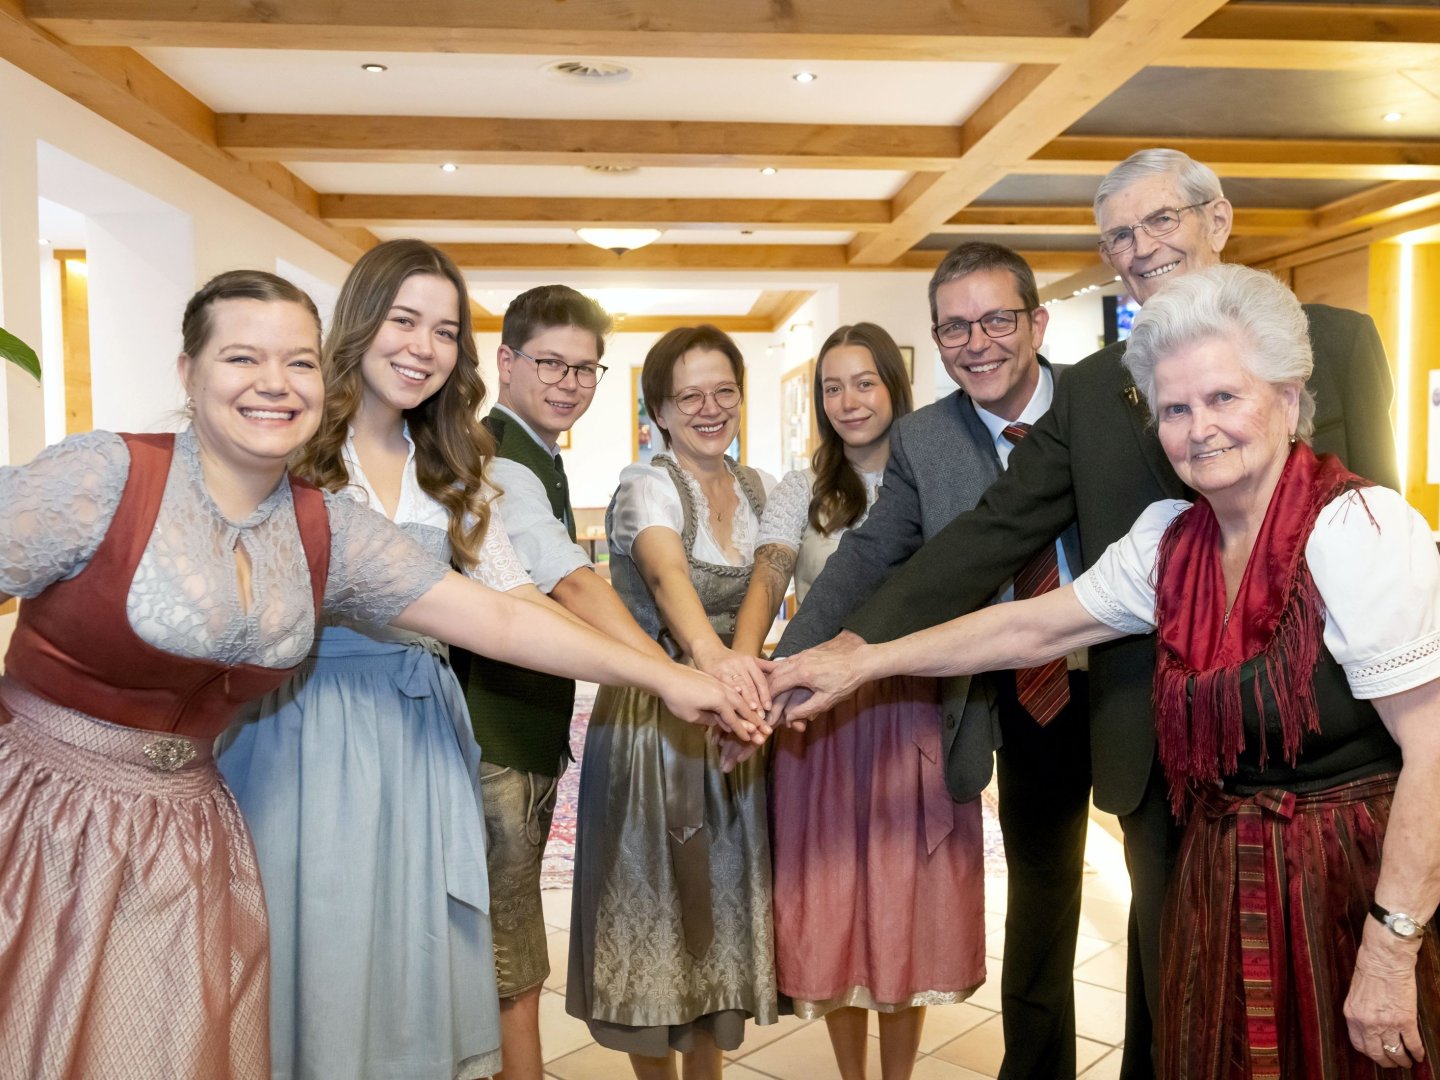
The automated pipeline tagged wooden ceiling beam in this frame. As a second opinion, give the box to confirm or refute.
[846,0,1233,266]
[1228,180,1440,267]
[747,290,816,328]
[319,194,892,231]
[472,313,778,334]
[29,1,1440,72]
[225,116,1440,183]
[1172,4,1440,71]
[1024,136,1440,180]
[1037,261,1116,303]
[437,243,1095,273]
[0,0,372,263]
[321,194,1311,238]
[217,114,966,170]
[25,0,1088,63]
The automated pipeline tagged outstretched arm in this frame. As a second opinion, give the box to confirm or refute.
[731,543,796,657]
[844,372,1080,645]
[772,585,1120,724]
[392,571,764,740]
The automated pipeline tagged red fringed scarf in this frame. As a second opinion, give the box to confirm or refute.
[1152,443,1372,816]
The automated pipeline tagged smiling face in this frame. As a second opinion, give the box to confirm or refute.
[654,348,742,466]
[934,268,1046,422]
[358,272,460,420]
[1152,334,1299,510]
[820,343,895,453]
[1098,172,1233,304]
[497,323,602,448]
[178,298,323,473]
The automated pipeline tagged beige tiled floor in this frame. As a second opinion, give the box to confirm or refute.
[536,811,1132,1079]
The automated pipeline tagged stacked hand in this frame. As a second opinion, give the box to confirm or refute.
[710,630,874,771]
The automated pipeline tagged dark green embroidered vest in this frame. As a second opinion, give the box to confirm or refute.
[462,409,577,777]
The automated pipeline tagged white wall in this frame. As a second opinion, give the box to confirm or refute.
[472,267,940,508]
[1041,291,1109,368]
[0,58,353,455]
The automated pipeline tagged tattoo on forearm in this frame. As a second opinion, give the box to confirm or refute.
[753,544,797,612]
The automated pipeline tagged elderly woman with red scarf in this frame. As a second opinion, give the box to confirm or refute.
[768,263,1440,1077]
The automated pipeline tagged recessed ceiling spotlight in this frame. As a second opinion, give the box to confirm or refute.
[1383,111,1404,123]
[760,166,778,176]
[792,71,818,84]
[38,237,51,246]
[361,63,387,74]
[440,162,458,173]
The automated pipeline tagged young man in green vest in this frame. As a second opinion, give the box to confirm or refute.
[466,285,670,1080]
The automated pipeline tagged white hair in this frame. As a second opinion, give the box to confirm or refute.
[1093,149,1225,222]
[1122,264,1316,440]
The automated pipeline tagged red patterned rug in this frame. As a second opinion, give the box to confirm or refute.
[540,691,1006,889]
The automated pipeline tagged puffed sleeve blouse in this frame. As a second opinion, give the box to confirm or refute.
[1072,487,1440,700]
[608,459,776,567]
[0,428,454,669]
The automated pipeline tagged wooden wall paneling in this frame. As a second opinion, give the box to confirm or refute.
[1290,247,1370,314]
[54,249,92,433]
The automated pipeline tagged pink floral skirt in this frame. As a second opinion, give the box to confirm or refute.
[770,675,986,1016]
[0,682,269,1079]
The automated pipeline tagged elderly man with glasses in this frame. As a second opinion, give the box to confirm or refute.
[769,239,1092,1079]
[775,148,1398,1079]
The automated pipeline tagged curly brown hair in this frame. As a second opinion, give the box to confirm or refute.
[292,239,496,571]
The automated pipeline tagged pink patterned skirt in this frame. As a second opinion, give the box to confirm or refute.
[0,682,269,1079]
[770,675,986,1016]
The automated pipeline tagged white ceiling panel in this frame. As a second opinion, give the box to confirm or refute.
[290,162,911,199]
[140,48,1013,126]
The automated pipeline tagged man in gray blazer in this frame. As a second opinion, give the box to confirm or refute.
[773,241,1090,1079]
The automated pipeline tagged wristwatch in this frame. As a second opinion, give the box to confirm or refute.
[1371,902,1427,940]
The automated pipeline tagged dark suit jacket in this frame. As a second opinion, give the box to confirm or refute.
[775,361,1081,801]
[845,304,1398,817]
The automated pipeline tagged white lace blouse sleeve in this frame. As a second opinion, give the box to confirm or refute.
[1306,486,1440,698]
[1071,499,1191,635]
[608,463,683,557]
[322,490,451,624]
[755,468,812,552]
[462,497,534,593]
[0,430,130,598]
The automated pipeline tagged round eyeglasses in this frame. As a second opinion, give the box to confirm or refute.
[931,309,1029,349]
[1097,201,1213,256]
[670,384,743,414]
[512,348,608,388]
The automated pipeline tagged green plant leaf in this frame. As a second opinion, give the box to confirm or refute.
[0,327,41,381]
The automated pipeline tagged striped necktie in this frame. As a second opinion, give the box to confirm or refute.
[1001,422,1071,726]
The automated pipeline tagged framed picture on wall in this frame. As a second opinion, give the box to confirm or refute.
[557,429,572,450]
[631,367,746,463]
[899,346,915,382]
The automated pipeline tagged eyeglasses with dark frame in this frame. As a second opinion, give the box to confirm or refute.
[1097,200,1215,256]
[669,384,743,415]
[931,308,1031,349]
[511,347,609,388]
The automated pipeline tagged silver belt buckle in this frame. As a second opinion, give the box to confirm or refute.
[143,736,197,772]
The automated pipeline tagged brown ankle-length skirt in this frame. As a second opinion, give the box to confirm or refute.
[0,683,270,1080]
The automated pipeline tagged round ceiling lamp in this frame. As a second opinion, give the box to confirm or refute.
[576,228,663,255]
